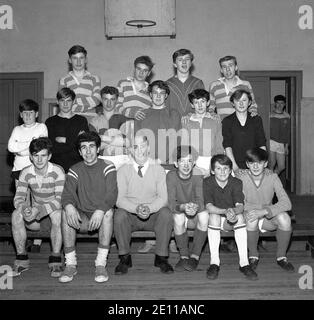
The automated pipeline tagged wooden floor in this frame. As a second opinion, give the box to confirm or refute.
[0,194,314,300]
[0,241,313,300]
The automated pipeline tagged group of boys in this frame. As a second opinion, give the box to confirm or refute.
[7,44,293,284]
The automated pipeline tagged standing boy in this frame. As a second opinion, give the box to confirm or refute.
[9,137,65,277]
[166,49,205,117]
[209,55,257,120]
[59,45,101,119]
[167,145,208,273]
[236,148,294,273]
[45,88,89,173]
[60,132,117,283]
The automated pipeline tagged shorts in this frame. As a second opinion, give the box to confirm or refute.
[25,212,52,232]
[77,208,113,233]
[270,139,285,154]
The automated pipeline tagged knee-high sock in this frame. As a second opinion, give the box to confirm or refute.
[64,246,77,266]
[234,224,249,267]
[208,226,221,266]
[247,230,260,258]
[174,232,189,258]
[276,229,292,259]
[191,228,207,259]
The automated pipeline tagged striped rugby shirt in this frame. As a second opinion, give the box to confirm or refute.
[116,77,152,118]
[14,162,65,220]
[61,159,117,214]
[59,71,101,117]
[208,76,258,119]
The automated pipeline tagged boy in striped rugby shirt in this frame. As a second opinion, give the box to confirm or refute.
[9,137,65,278]
[60,132,117,283]
[59,45,101,119]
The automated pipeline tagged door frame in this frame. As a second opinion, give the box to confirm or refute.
[241,70,302,194]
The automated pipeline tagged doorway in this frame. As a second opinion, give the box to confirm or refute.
[240,71,302,194]
[0,72,43,197]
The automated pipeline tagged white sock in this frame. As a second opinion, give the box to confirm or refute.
[234,225,249,267]
[65,250,77,266]
[95,247,109,267]
[208,226,221,266]
[33,239,42,245]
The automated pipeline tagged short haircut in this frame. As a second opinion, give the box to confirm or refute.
[18,99,39,113]
[230,89,252,104]
[245,147,268,163]
[100,86,119,98]
[76,131,101,150]
[219,55,238,67]
[148,80,170,95]
[134,56,154,71]
[188,89,209,104]
[29,137,53,155]
[56,87,76,101]
[175,145,198,162]
[274,95,286,103]
[172,49,194,63]
[211,154,233,171]
[68,45,87,57]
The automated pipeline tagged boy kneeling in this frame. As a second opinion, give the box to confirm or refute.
[204,154,258,280]
[167,145,209,273]
[10,137,65,277]
[236,148,294,273]
[60,132,117,283]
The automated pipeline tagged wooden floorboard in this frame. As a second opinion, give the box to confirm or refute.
[0,242,313,300]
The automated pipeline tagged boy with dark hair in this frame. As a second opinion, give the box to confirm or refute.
[236,148,294,273]
[59,45,101,118]
[9,137,65,277]
[60,131,117,283]
[8,99,48,181]
[222,89,266,172]
[182,88,224,174]
[167,145,209,273]
[46,87,89,173]
[115,55,153,121]
[209,55,258,119]
[166,49,205,117]
[204,154,257,280]
[269,95,290,176]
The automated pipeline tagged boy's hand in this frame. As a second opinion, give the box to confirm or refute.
[88,210,104,231]
[23,206,39,222]
[226,208,238,224]
[181,114,191,126]
[249,110,258,117]
[185,202,198,217]
[134,110,146,121]
[65,205,82,230]
[205,112,220,121]
[246,209,266,222]
[136,204,150,220]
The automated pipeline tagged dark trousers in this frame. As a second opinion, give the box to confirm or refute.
[114,207,173,256]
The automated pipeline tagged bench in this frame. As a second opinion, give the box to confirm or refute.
[1,212,314,258]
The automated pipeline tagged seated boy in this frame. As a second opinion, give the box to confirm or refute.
[60,131,118,283]
[236,148,294,273]
[182,89,224,174]
[204,154,258,280]
[167,145,208,272]
[9,137,65,277]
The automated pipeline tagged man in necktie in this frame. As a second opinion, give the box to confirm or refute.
[114,134,174,275]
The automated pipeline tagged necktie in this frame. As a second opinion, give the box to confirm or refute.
[138,165,144,177]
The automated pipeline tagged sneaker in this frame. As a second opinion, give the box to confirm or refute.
[115,254,132,275]
[50,264,63,278]
[154,255,174,274]
[95,265,109,283]
[8,260,30,277]
[249,257,259,271]
[59,265,77,283]
[206,264,220,280]
[174,258,189,272]
[137,240,155,253]
[239,265,258,281]
[184,257,199,272]
[277,258,295,273]
[169,240,179,253]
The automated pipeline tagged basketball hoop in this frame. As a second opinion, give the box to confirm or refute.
[126,19,156,28]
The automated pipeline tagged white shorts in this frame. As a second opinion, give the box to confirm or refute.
[258,218,267,233]
[208,216,234,231]
[270,139,285,154]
